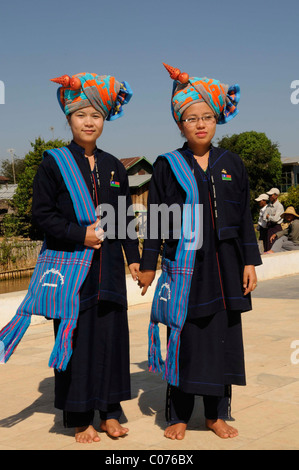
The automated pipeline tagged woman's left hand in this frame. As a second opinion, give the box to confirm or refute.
[129,263,140,281]
[243,265,258,296]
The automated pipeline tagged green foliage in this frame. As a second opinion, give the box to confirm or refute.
[217,131,282,221]
[1,214,24,237]
[11,137,69,238]
[280,186,299,213]
[0,238,17,270]
[0,157,26,183]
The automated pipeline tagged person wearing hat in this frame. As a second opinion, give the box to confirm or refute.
[0,72,140,443]
[266,206,299,252]
[255,193,270,252]
[138,64,262,440]
[264,188,284,251]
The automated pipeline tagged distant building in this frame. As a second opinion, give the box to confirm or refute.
[281,157,299,193]
[0,175,9,185]
[0,181,18,224]
[120,156,153,210]
[0,184,17,200]
[120,157,153,238]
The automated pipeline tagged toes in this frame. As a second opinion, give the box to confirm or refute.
[101,420,129,437]
[75,426,100,444]
[164,424,186,440]
[206,419,239,439]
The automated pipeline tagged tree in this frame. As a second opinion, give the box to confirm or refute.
[280,186,299,213]
[10,137,69,238]
[217,131,282,221]
[0,157,26,183]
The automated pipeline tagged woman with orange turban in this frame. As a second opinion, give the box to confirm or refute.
[138,64,261,440]
[32,72,140,443]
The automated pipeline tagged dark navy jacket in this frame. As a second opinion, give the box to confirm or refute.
[32,140,140,310]
[141,144,262,317]
[141,144,261,270]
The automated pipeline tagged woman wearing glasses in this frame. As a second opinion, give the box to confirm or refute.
[138,64,261,440]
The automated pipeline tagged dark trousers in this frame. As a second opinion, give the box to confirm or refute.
[258,226,268,252]
[63,403,122,428]
[166,385,231,424]
[265,223,282,251]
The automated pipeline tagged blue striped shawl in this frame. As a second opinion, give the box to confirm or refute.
[0,148,96,371]
[148,151,200,386]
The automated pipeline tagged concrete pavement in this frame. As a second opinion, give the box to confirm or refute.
[0,275,299,450]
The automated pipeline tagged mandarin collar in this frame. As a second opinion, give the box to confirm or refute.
[181,142,215,167]
[181,142,214,158]
[68,140,99,158]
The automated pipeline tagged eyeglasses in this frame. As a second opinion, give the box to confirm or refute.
[181,115,216,125]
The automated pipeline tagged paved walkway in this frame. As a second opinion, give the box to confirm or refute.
[0,275,299,450]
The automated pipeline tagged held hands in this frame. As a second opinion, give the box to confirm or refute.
[137,270,156,296]
[243,265,258,296]
[128,263,140,281]
[129,265,155,295]
[128,263,156,296]
[83,224,154,294]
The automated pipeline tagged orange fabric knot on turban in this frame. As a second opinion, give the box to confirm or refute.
[163,63,240,125]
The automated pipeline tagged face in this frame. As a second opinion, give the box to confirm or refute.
[259,200,267,207]
[284,214,295,223]
[269,193,278,203]
[178,102,217,150]
[68,106,104,148]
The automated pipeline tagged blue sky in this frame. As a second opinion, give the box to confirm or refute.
[0,0,298,166]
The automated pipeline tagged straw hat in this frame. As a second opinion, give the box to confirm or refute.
[282,206,299,218]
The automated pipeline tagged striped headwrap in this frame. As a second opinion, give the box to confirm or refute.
[51,72,132,121]
[0,148,97,371]
[163,63,240,124]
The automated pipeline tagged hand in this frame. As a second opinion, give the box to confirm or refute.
[137,270,156,296]
[84,220,103,249]
[243,265,257,296]
[129,263,140,281]
[270,234,277,243]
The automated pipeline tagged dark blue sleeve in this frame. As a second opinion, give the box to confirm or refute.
[32,155,87,245]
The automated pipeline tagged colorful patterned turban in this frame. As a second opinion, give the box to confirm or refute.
[163,64,240,125]
[51,72,132,121]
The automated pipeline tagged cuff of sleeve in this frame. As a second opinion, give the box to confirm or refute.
[123,242,141,266]
[140,248,160,271]
[66,222,87,245]
[242,243,262,266]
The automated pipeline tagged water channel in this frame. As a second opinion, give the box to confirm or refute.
[0,276,31,295]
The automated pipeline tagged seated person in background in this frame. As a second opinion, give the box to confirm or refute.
[265,206,299,253]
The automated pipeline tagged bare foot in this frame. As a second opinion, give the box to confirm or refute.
[75,425,101,443]
[206,419,238,438]
[100,419,129,438]
[164,423,187,440]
